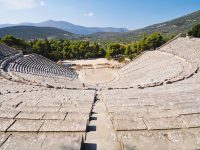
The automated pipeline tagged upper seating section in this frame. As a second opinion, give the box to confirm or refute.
[0,44,82,88]
[159,37,200,65]
[0,44,18,62]
[106,50,193,88]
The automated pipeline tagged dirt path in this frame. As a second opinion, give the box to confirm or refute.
[83,91,121,150]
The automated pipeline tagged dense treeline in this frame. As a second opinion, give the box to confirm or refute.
[0,35,106,61]
[106,32,166,60]
[29,39,106,61]
[0,32,167,62]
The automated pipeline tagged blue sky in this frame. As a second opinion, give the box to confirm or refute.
[0,0,200,29]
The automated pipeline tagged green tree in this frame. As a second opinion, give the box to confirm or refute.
[146,32,164,50]
[32,40,50,57]
[125,45,131,56]
[106,43,126,60]
[188,24,200,37]
[0,35,29,52]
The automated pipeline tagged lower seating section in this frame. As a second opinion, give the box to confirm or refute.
[0,133,83,150]
[100,38,200,149]
[0,80,96,149]
[0,44,17,62]
[102,73,200,149]
[105,50,194,88]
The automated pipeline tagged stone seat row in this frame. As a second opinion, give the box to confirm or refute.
[0,45,83,88]
[159,37,200,65]
[0,44,18,62]
[119,51,173,74]
[10,54,77,78]
[104,51,192,89]
[11,72,83,88]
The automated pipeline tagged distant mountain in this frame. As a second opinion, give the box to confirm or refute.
[0,24,15,28]
[0,26,79,40]
[0,10,200,42]
[0,20,129,35]
[86,10,200,42]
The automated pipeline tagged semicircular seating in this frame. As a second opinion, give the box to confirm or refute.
[0,44,82,88]
[100,37,200,149]
[11,54,78,78]
[105,50,195,89]
[1,37,200,149]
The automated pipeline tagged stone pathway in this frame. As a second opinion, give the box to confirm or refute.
[83,91,121,150]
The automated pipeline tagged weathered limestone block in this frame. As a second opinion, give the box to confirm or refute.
[114,118,147,131]
[8,120,44,132]
[15,112,45,120]
[144,117,186,130]
[41,133,82,150]
[43,112,66,120]
[40,120,87,132]
[0,133,46,150]
[0,119,15,132]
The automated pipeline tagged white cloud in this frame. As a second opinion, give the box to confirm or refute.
[40,1,45,6]
[83,12,95,17]
[0,0,45,10]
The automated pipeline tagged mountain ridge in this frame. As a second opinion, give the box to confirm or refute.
[0,26,79,40]
[0,10,200,42]
[86,10,200,42]
[0,20,129,35]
